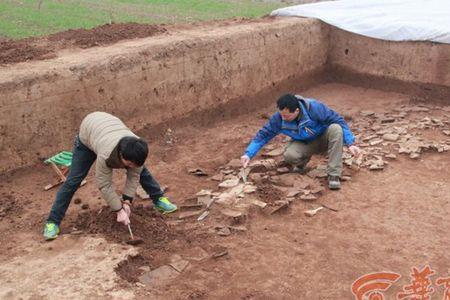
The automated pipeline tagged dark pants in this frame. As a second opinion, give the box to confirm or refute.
[47,136,164,225]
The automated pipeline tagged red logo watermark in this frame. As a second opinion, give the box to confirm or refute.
[351,265,450,300]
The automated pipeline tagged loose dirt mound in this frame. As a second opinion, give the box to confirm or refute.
[0,38,55,65]
[74,204,171,249]
[0,193,23,220]
[115,254,150,283]
[48,23,167,48]
[0,23,167,65]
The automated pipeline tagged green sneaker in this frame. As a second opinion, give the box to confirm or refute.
[43,222,60,241]
[154,197,177,214]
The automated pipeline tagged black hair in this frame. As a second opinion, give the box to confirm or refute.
[276,94,300,112]
[118,136,148,166]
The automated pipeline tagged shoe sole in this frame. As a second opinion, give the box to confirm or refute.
[156,207,178,214]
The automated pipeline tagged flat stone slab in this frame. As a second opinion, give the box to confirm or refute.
[139,265,180,287]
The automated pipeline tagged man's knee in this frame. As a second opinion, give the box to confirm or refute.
[328,124,343,137]
[284,147,308,164]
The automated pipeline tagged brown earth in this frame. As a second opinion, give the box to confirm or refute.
[0,82,449,299]
[0,17,273,65]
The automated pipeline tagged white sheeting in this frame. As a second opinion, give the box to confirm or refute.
[271,0,450,44]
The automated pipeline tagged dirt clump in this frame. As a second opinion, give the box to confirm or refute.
[74,204,171,249]
[256,183,284,204]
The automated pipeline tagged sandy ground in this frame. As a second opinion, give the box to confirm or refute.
[0,83,449,299]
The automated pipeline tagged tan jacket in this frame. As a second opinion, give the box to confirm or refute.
[79,112,143,211]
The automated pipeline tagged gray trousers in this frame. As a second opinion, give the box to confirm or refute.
[283,124,343,177]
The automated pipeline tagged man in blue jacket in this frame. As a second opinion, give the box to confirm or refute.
[241,94,361,190]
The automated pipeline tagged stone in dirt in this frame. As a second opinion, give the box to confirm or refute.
[248,173,263,184]
[300,194,317,201]
[360,110,375,117]
[218,178,240,188]
[381,117,396,124]
[220,208,243,218]
[410,152,420,159]
[188,168,208,176]
[369,139,383,146]
[286,188,302,197]
[169,259,189,273]
[178,210,203,219]
[139,265,179,287]
[197,194,213,206]
[216,226,231,236]
[277,167,290,174]
[382,133,400,142]
[228,225,247,232]
[385,154,397,159]
[250,198,267,208]
[270,200,290,214]
[243,184,257,194]
[443,130,450,136]
[263,147,285,157]
[304,206,323,217]
[210,173,224,181]
[183,246,209,262]
[227,158,242,168]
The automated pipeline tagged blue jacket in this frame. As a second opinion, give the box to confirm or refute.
[245,97,355,158]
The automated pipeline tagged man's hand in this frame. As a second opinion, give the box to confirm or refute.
[348,145,362,157]
[241,154,250,168]
[122,202,131,218]
[117,207,130,225]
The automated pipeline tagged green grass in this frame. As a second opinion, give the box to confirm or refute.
[0,0,284,39]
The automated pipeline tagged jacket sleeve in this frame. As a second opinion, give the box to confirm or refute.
[95,158,123,211]
[244,113,282,159]
[309,101,355,145]
[122,166,143,199]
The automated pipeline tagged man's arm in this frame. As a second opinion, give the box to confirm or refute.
[309,101,355,145]
[244,113,282,159]
[95,158,123,211]
[122,166,143,200]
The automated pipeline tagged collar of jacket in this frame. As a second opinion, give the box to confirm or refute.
[106,143,126,169]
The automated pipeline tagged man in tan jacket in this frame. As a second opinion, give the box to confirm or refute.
[44,112,177,240]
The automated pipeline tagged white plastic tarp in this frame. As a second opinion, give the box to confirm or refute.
[271,0,450,44]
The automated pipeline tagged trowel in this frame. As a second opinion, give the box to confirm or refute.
[126,223,143,245]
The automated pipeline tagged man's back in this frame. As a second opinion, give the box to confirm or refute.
[79,112,138,160]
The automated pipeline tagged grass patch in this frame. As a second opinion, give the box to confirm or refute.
[0,0,284,39]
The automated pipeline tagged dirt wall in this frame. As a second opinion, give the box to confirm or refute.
[328,28,450,99]
[0,18,329,173]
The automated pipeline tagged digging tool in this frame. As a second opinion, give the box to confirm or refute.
[126,224,143,245]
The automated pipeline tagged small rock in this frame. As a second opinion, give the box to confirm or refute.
[139,265,179,287]
[227,158,242,168]
[178,210,203,219]
[188,168,208,176]
[250,198,267,208]
[410,152,420,159]
[385,154,397,159]
[382,133,399,142]
[300,194,317,201]
[218,178,240,188]
[276,167,290,174]
[210,174,224,181]
[169,260,189,273]
[216,227,231,236]
[360,110,375,117]
[381,117,396,124]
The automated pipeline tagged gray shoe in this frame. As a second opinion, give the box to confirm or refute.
[328,176,341,190]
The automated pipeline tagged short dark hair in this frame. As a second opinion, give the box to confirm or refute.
[118,136,148,166]
[277,94,299,112]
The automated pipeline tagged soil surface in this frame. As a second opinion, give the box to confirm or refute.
[0,18,273,65]
[0,83,449,299]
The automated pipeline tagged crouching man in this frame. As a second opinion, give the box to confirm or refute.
[44,112,177,240]
[241,94,361,190]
